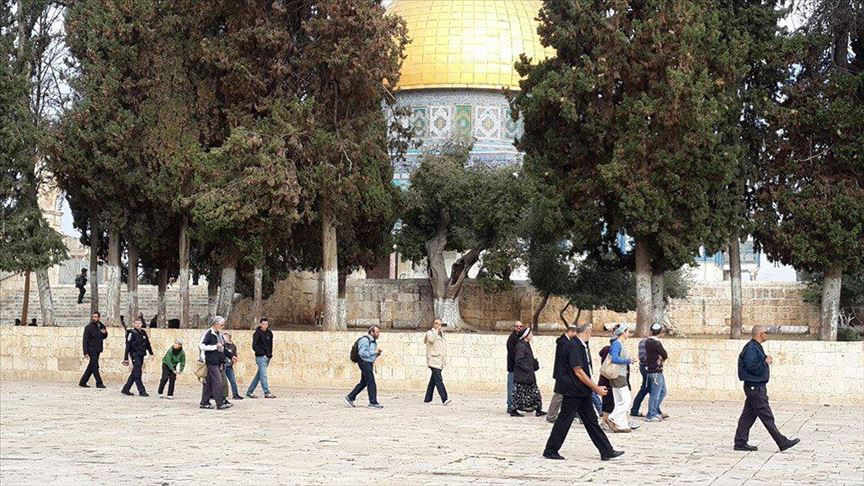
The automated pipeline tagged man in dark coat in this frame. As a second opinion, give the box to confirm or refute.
[75,269,87,304]
[506,320,525,416]
[543,323,623,461]
[734,326,800,452]
[546,329,572,423]
[121,317,154,396]
[79,311,108,388]
[200,316,231,409]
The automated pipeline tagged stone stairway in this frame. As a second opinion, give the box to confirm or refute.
[0,284,211,327]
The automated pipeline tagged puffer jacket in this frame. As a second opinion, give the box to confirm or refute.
[425,328,446,369]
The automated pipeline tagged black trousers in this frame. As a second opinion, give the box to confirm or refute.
[200,363,224,407]
[544,395,614,457]
[734,383,789,447]
[122,355,146,394]
[348,361,378,405]
[77,286,85,304]
[158,363,177,396]
[424,367,448,403]
[79,352,103,386]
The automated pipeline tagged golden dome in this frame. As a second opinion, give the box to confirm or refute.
[387,0,555,91]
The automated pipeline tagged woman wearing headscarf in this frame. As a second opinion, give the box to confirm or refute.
[606,323,637,432]
[512,328,546,417]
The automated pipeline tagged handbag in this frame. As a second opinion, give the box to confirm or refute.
[600,354,620,380]
[194,361,208,383]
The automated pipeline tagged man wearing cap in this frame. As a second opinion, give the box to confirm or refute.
[643,323,669,422]
[544,323,623,461]
[158,339,186,399]
[734,325,800,452]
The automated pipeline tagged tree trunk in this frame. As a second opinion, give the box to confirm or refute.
[21,270,31,325]
[216,249,239,321]
[820,266,843,341]
[651,269,665,329]
[127,240,139,323]
[337,268,347,329]
[635,241,652,336]
[106,229,121,326]
[728,236,743,339]
[253,264,263,327]
[321,208,341,330]
[178,218,190,327]
[35,268,55,326]
[89,218,99,314]
[532,291,550,332]
[207,276,219,325]
[157,269,167,327]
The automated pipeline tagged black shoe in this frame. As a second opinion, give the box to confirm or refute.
[139,392,149,397]
[78,383,90,388]
[779,438,800,452]
[734,444,758,452]
[200,404,214,409]
[509,409,524,417]
[217,403,234,410]
[535,410,547,417]
[543,452,565,460]
[221,399,231,406]
[601,450,625,461]
[95,384,106,389]
[629,412,644,417]
[232,395,244,400]
[121,390,134,396]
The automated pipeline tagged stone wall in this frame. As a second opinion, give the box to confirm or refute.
[2,327,861,405]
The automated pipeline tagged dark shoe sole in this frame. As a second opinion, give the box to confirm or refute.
[734,446,758,451]
[121,391,134,396]
[543,454,565,460]
[779,439,800,451]
[200,405,213,409]
[78,384,90,388]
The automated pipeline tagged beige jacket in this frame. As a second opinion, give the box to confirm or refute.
[425,328,446,369]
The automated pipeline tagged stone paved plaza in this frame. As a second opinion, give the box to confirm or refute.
[1,380,862,485]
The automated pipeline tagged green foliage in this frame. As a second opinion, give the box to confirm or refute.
[837,327,862,342]
[802,270,864,309]
[513,0,746,268]
[664,268,691,300]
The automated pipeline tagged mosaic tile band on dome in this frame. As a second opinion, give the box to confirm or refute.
[387,0,555,91]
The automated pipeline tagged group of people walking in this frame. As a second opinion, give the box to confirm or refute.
[77,310,799,460]
[78,312,277,409]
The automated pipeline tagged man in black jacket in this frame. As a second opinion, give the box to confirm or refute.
[543,323,623,462]
[79,311,108,388]
[734,326,800,452]
[75,269,87,304]
[246,317,276,399]
[506,321,524,416]
[546,328,573,423]
[200,316,231,409]
[121,318,154,396]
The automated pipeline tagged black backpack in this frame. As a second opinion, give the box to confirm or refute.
[350,336,368,363]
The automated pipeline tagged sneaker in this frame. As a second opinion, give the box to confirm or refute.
[232,395,244,400]
[200,404,214,409]
[509,409,524,417]
[628,422,641,430]
[601,450,625,461]
[121,390,134,396]
[158,393,164,399]
[217,403,233,410]
[95,384,106,389]
[443,399,452,406]
[246,394,258,399]
[139,392,149,397]
[264,393,277,399]
[645,416,663,423]
[629,412,644,418]
[344,396,356,408]
[166,395,174,400]
[368,403,384,409]
[78,383,90,388]
[779,438,800,452]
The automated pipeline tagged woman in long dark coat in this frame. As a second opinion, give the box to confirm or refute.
[512,328,546,417]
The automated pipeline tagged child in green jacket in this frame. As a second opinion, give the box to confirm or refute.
[158,339,186,399]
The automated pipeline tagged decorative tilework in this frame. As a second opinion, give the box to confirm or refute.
[454,105,472,139]
[473,106,502,140]
[428,105,452,138]
[503,108,522,140]
[411,107,428,138]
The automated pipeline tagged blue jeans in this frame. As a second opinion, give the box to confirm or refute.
[225,365,240,398]
[646,372,667,419]
[592,392,602,415]
[348,361,378,405]
[424,367,448,403]
[246,356,270,396]
[506,372,515,411]
[630,364,649,415]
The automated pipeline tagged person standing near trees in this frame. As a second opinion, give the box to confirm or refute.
[734,326,800,452]
[79,311,107,388]
[344,326,383,409]
[75,268,87,304]
[547,325,575,423]
[606,324,636,432]
[246,317,276,399]
[199,316,230,410]
[158,339,185,399]
[424,319,449,405]
[121,318,154,397]
[223,332,243,401]
[506,321,525,416]
[644,323,669,422]
[512,328,546,417]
